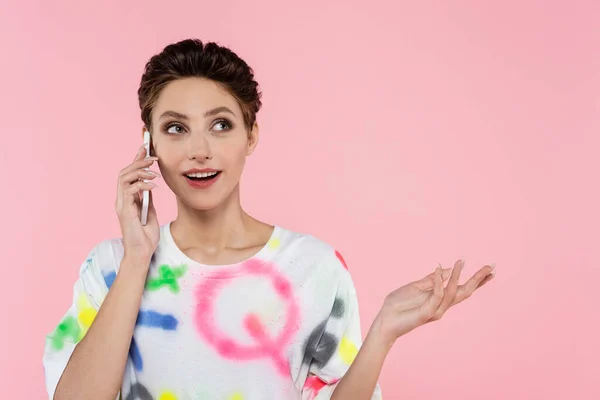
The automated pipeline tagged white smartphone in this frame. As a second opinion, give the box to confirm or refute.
[140,130,151,225]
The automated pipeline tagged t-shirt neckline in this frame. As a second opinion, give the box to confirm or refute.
[161,221,280,275]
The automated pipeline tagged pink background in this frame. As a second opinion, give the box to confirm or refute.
[1,0,599,398]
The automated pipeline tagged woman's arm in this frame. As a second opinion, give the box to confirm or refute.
[331,261,494,400]
[54,255,149,400]
[330,321,391,400]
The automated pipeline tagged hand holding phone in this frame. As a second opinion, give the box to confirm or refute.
[114,133,160,263]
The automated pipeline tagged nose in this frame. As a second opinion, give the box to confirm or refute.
[187,132,212,161]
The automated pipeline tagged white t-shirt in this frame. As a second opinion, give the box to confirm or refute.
[43,223,383,400]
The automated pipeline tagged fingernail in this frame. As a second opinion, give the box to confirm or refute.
[490,263,496,270]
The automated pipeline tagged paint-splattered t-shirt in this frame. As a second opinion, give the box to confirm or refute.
[43,222,383,400]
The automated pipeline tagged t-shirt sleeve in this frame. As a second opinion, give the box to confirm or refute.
[301,251,383,400]
[42,241,112,399]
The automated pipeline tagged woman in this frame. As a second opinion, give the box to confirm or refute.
[43,39,495,400]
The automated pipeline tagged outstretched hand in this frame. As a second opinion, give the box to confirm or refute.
[373,260,495,346]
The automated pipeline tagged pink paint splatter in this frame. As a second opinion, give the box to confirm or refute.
[304,376,339,400]
[194,259,300,377]
[243,313,289,375]
[335,250,348,270]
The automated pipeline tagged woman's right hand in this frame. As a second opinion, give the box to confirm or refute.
[115,145,161,264]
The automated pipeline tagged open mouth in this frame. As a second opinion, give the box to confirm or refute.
[184,171,222,182]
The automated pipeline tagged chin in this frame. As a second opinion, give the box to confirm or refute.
[188,199,223,211]
[182,186,238,212]
[178,194,223,211]
[170,176,239,211]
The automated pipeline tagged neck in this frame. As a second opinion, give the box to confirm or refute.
[171,185,255,251]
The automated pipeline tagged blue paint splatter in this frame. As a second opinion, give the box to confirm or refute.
[103,271,116,289]
[136,310,178,330]
[101,269,178,371]
[128,311,178,371]
[129,338,143,371]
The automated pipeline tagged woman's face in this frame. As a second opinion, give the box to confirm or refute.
[149,77,258,211]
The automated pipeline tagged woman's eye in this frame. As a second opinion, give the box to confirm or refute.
[166,124,185,134]
[213,119,231,132]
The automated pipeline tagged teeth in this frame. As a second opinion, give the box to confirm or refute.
[186,171,218,178]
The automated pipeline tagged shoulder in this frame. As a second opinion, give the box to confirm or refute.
[274,225,351,281]
[273,226,359,322]
[87,236,125,267]
[83,236,125,290]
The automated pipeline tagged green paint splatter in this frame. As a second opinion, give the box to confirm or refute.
[146,264,188,293]
[50,316,82,351]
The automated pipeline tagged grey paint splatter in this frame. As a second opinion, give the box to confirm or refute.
[331,297,345,318]
[302,297,346,367]
[125,383,153,400]
[302,320,338,368]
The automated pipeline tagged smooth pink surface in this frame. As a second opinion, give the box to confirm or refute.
[1,1,598,398]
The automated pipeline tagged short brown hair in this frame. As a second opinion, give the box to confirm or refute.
[138,39,262,132]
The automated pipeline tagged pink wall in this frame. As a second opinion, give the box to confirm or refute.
[1,0,598,398]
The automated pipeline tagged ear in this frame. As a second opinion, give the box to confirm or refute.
[246,122,259,156]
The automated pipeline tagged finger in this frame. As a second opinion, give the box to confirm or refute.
[413,267,453,291]
[432,259,464,320]
[126,184,155,211]
[119,157,159,180]
[120,169,161,186]
[133,145,157,163]
[116,180,156,215]
[133,144,147,162]
[418,267,445,321]
[124,181,157,200]
[453,264,495,305]
[128,157,159,174]
[118,172,157,205]
[476,272,495,289]
[115,154,158,214]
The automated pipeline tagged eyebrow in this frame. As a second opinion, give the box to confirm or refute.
[158,107,235,121]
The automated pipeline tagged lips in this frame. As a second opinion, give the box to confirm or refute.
[183,171,221,189]
[185,171,220,181]
[182,168,220,176]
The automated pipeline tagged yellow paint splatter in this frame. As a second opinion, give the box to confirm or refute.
[227,392,244,400]
[158,392,177,400]
[268,237,281,250]
[339,336,358,365]
[76,295,97,339]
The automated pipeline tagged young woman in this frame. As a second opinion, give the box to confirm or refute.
[43,39,495,400]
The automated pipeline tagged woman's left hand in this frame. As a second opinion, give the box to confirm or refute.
[372,260,495,347]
